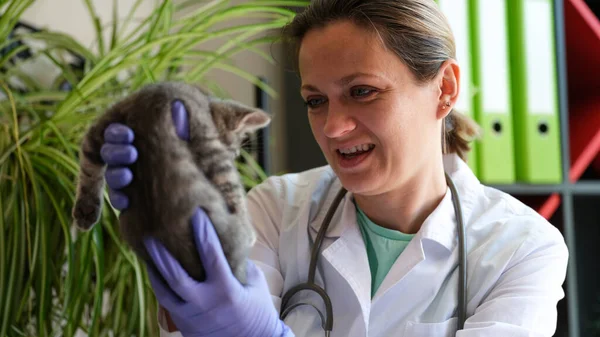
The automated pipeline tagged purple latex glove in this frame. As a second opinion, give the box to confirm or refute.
[101,100,293,336]
[100,100,189,210]
[144,208,293,337]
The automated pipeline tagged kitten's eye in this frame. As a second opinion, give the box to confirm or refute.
[351,87,376,98]
[303,97,327,109]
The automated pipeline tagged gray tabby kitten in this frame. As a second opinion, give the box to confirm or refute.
[71,81,270,284]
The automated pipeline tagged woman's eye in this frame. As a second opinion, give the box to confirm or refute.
[351,87,376,97]
[304,97,326,108]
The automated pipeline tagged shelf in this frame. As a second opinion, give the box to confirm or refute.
[571,181,600,194]
[493,182,600,195]
[490,183,564,194]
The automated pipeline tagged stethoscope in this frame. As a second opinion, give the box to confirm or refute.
[279,173,467,336]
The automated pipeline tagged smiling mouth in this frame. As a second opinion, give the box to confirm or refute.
[337,144,375,158]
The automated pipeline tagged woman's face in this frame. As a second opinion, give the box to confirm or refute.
[298,20,451,196]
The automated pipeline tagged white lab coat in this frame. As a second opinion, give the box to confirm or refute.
[158,153,569,337]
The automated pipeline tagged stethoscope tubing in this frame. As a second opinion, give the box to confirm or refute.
[279,173,467,335]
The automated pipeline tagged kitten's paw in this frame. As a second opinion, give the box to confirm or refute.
[72,198,102,230]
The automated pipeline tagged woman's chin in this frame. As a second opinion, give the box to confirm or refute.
[335,170,378,195]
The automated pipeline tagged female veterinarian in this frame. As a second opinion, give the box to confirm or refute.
[100,0,569,336]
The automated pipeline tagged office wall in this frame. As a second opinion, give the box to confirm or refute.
[19,0,289,174]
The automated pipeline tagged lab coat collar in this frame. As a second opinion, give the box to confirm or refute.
[308,153,479,252]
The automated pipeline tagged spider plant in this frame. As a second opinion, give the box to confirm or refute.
[0,0,307,336]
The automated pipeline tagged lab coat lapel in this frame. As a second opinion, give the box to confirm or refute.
[307,182,372,332]
[320,193,372,329]
[371,228,427,302]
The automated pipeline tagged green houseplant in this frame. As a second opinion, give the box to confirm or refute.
[0,0,306,336]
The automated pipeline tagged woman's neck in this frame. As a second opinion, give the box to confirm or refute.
[353,161,448,234]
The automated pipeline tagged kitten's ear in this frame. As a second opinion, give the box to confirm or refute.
[210,99,271,134]
[235,108,271,133]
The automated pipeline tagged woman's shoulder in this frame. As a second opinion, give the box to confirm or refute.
[468,183,567,259]
[444,153,566,261]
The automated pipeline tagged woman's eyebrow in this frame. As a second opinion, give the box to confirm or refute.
[335,72,378,86]
[301,83,320,92]
[301,72,384,92]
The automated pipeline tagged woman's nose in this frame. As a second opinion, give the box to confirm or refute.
[323,104,356,138]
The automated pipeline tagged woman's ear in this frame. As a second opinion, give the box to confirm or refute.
[436,59,460,119]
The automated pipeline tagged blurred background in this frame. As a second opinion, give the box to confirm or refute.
[0,0,598,336]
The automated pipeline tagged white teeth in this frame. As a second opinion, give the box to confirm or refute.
[339,144,374,154]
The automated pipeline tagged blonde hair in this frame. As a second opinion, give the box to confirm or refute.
[282,0,481,161]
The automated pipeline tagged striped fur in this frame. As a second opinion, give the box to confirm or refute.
[72,82,270,284]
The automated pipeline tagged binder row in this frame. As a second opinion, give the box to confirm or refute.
[436,0,562,184]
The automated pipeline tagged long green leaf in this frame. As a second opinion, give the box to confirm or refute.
[212,62,278,98]
[0,68,43,94]
[45,121,77,159]
[40,51,87,103]
[30,146,79,176]
[0,0,35,41]
[88,225,104,336]
[0,44,28,70]
[25,31,97,63]
[173,0,229,32]
[111,264,127,332]
[55,59,142,117]
[148,2,286,70]
[0,180,19,337]
[32,170,50,337]
[118,0,152,46]
[184,34,282,86]
[32,160,80,335]
[109,0,119,51]
[152,21,285,79]
[104,229,136,268]
[71,16,284,100]
[3,167,28,336]
[13,188,27,334]
[239,148,268,181]
[147,0,171,43]
[16,153,45,335]
[132,259,146,336]
[30,156,75,332]
[11,91,68,104]
[155,6,289,69]
[0,164,6,336]
[84,0,105,56]
[66,232,92,337]
[175,0,227,13]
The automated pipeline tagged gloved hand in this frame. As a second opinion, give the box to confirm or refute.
[144,208,293,337]
[100,100,190,210]
[100,100,294,337]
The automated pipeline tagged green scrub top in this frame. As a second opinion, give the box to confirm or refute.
[355,201,416,298]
